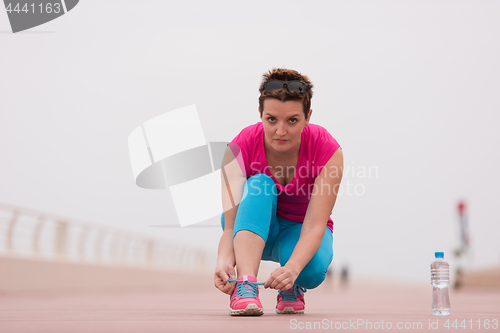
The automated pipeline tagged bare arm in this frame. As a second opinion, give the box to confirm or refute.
[265,148,343,290]
[214,145,246,294]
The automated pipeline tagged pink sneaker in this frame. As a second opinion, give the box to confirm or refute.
[276,286,307,314]
[229,275,264,316]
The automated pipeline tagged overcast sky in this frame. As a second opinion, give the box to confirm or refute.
[1,0,499,284]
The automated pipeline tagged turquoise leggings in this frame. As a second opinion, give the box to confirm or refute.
[221,173,333,289]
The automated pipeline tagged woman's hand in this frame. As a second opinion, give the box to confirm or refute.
[214,263,236,295]
[264,266,298,291]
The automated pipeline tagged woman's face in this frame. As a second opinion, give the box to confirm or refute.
[260,98,312,157]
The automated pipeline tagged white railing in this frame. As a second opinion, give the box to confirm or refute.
[0,202,213,273]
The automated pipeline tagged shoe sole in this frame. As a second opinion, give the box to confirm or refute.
[276,307,304,314]
[230,303,264,316]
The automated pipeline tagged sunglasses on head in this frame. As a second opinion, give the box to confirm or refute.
[263,80,307,95]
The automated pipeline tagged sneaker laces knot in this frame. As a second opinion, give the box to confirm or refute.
[278,286,307,301]
[228,279,264,298]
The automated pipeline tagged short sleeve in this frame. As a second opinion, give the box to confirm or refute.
[227,123,261,178]
[312,126,341,177]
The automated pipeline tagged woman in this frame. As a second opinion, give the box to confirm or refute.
[215,68,343,316]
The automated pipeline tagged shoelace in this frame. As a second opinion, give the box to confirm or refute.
[278,286,307,301]
[228,279,264,298]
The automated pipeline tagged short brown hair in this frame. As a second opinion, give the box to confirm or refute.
[258,68,313,119]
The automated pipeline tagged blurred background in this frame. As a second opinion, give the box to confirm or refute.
[1,0,499,292]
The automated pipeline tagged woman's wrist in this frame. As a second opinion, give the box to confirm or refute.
[217,228,235,265]
[216,249,235,267]
[217,257,235,266]
[284,261,302,277]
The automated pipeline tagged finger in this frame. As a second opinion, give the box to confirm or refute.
[227,271,236,281]
[265,275,277,289]
[214,275,223,286]
[264,277,271,288]
[223,270,236,282]
[221,284,230,293]
[215,281,226,292]
[276,276,294,290]
[215,277,226,287]
[216,276,235,293]
[265,268,284,288]
[222,279,235,294]
[277,279,293,291]
[284,281,294,291]
[274,276,292,291]
[216,279,231,293]
[219,271,230,283]
[270,270,289,289]
[224,283,235,295]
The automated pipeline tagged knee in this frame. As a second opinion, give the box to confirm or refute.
[296,257,331,289]
[245,173,276,196]
[249,173,273,181]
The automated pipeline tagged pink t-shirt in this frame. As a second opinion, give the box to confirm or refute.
[229,122,341,232]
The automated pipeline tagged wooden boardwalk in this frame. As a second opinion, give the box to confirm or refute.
[1,275,499,333]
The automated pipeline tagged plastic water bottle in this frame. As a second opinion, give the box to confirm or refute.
[430,252,450,315]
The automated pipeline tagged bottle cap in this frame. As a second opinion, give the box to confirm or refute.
[435,252,444,259]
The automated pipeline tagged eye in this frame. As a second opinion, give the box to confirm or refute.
[267,117,276,122]
[289,118,297,123]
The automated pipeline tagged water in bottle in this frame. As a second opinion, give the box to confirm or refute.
[430,252,450,315]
